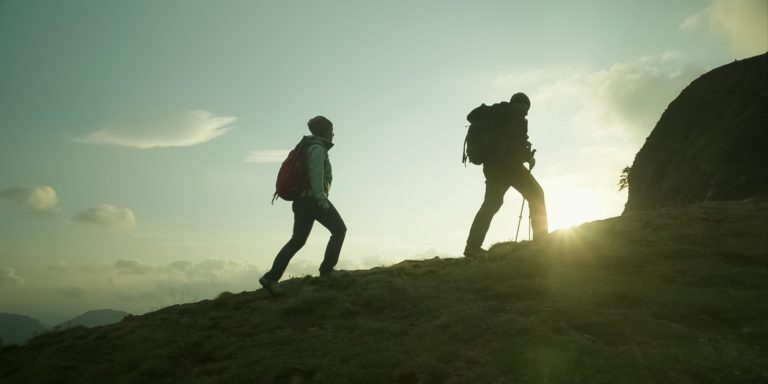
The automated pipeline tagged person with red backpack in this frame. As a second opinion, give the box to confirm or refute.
[259,116,346,296]
[463,92,548,258]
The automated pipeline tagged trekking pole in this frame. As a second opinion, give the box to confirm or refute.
[519,159,534,242]
[528,211,532,241]
[514,198,526,242]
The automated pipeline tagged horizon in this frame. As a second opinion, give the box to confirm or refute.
[1,0,766,324]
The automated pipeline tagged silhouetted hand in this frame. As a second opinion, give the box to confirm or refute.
[528,149,537,170]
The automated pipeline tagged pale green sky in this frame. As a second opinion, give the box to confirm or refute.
[1,0,766,323]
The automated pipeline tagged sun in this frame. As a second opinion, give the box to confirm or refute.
[545,187,612,230]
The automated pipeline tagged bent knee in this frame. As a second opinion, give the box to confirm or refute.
[288,237,308,248]
[481,199,504,213]
[333,223,347,237]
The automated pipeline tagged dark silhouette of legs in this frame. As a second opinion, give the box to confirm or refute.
[466,164,548,250]
[263,198,314,281]
[263,197,346,282]
[508,166,548,241]
[466,177,509,249]
[316,202,346,274]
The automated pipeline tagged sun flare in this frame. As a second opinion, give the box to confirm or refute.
[546,187,614,230]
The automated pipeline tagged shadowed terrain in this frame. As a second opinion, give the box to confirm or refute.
[1,199,766,383]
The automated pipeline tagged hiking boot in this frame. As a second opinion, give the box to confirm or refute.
[463,245,488,258]
[258,276,282,297]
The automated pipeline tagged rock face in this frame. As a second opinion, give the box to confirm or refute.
[624,53,768,214]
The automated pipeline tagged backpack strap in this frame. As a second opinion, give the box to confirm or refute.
[462,134,469,166]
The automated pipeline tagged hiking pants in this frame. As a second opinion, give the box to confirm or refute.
[466,164,548,247]
[264,196,347,281]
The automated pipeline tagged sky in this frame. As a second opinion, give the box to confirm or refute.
[1,0,766,324]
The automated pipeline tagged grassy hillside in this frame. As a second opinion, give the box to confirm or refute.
[1,200,766,384]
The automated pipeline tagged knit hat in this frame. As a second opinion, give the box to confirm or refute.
[510,92,531,107]
[308,116,333,136]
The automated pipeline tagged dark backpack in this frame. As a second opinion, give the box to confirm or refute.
[272,141,309,204]
[463,102,531,166]
[462,103,498,165]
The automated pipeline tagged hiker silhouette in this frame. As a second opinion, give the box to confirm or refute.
[260,116,347,296]
[463,92,548,258]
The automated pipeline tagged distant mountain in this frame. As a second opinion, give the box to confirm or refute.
[0,313,45,346]
[55,309,130,330]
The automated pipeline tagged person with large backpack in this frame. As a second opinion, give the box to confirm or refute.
[259,115,347,296]
[463,92,548,258]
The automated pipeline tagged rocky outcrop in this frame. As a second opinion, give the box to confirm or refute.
[624,53,768,214]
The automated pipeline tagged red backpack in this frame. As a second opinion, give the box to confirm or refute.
[272,142,309,204]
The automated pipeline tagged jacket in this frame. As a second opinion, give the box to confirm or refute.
[299,135,334,207]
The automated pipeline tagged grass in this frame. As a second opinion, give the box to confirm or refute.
[1,199,767,383]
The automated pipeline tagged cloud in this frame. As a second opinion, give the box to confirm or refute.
[57,286,88,299]
[494,53,704,136]
[578,57,703,136]
[182,259,245,279]
[0,267,25,286]
[73,204,137,229]
[245,149,290,163]
[681,0,768,58]
[75,110,236,149]
[169,260,194,271]
[112,258,260,283]
[679,11,705,31]
[0,185,59,213]
[115,259,154,275]
[1,258,265,319]
[106,258,264,306]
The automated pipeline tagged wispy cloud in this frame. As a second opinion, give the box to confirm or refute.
[0,267,25,286]
[681,0,768,58]
[75,110,236,149]
[105,258,264,305]
[0,185,60,213]
[494,53,704,137]
[73,204,137,229]
[0,258,267,319]
[111,258,254,280]
[56,286,89,299]
[115,259,154,275]
[680,10,705,31]
[15,257,260,305]
[245,149,290,163]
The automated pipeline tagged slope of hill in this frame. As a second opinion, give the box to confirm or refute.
[0,313,45,346]
[624,52,768,213]
[1,199,766,383]
[55,309,131,330]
